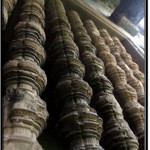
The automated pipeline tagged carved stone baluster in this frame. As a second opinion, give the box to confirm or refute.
[3,0,49,149]
[99,29,144,106]
[93,28,144,149]
[45,0,103,150]
[68,13,139,150]
[2,0,18,30]
[112,37,144,86]
[99,30,144,86]
[110,44,144,106]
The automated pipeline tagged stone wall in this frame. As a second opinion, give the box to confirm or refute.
[82,0,120,16]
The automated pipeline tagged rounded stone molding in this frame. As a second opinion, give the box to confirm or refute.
[127,62,140,71]
[87,74,113,95]
[92,93,123,120]
[67,11,83,26]
[9,37,46,66]
[97,51,117,66]
[84,20,101,37]
[133,70,144,85]
[3,59,47,95]
[120,52,133,62]
[47,18,71,30]
[2,6,8,30]
[49,25,74,39]
[109,44,122,54]
[53,57,85,81]
[14,21,46,45]
[112,37,127,53]
[81,53,105,73]
[49,37,79,60]
[96,44,110,54]
[50,35,77,50]
[3,88,49,135]
[92,36,105,45]
[99,29,114,46]
[74,32,92,43]
[20,11,45,28]
[105,64,127,86]
[20,1,45,28]
[78,43,97,55]
[25,0,45,8]
[71,25,87,34]
[114,84,138,106]
[54,78,93,106]
[101,119,139,150]
[2,0,18,30]
[21,2,45,19]
[56,106,103,146]
[46,0,68,21]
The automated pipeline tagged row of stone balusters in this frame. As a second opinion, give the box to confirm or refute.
[99,29,144,106]
[98,30,144,149]
[2,0,49,149]
[2,0,18,30]
[83,21,144,149]
[45,0,103,150]
[68,12,139,150]
[112,37,144,86]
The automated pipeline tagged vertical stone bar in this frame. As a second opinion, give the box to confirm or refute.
[99,29,144,106]
[2,0,18,30]
[112,37,144,86]
[45,0,103,150]
[87,25,143,149]
[68,13,139,150]
[2,0,49,149]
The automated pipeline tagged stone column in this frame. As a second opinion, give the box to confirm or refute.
[68,12,139,150]
[97,28,144,149]
[2,0,49,149]
[45,0,104,150]
[2,0,18,30]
